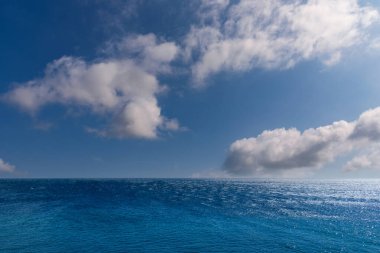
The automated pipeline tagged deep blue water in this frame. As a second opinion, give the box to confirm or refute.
[0,179,379,252]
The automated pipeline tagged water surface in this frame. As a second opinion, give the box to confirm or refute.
[0,179,379,252]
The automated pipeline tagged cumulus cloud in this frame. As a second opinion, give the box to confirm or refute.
[0,159,15,173]
[224,121,354,176]
[224,107,380,177]
[351,107,380,140]
[343,147,380,172]
[3,34,180,139]
[104,33,179,74]
[185,0,379,86]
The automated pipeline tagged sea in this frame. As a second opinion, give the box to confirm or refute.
[0,179,379,252]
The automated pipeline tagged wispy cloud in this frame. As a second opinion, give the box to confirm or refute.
[185,0,379,86]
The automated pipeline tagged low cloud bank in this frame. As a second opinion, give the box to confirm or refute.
[224,107,380,177]
[0,158,15,173]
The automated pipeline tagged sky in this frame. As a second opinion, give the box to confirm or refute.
[1,0,380,178]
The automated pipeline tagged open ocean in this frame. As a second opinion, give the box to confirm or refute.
[0,179,379,252]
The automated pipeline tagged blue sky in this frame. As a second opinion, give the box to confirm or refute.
[1,0,380,178]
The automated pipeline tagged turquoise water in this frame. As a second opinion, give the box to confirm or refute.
[0,179,379,252]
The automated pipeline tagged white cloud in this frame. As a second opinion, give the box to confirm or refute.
[3,34,180,139]
[185,0,379,86]
[343,108,380,172]
[224,121,354,176]
[198,0,230,26]
[323,52,342,66]
[105,33,179,74]
[343,147,380,172]
[351,107,380,140]
[370,38,380,49]
[224,107,380,177]
[0,159,15,173]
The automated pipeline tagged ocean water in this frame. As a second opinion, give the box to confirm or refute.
[0,179,379,252]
